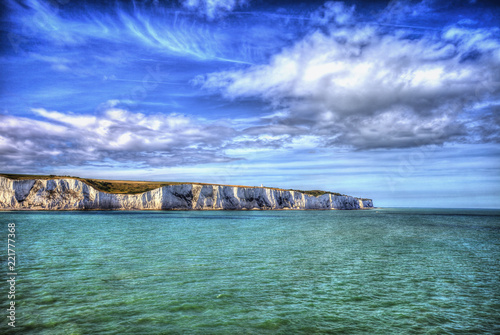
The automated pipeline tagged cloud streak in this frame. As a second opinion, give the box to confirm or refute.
[4,0,260,64]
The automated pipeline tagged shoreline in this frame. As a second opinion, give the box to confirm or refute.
[0,207,377,212]
[0,176,373,211]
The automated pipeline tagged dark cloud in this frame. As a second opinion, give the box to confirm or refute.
[470,104,500,144]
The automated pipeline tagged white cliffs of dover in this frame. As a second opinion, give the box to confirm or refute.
[0,176,373,210]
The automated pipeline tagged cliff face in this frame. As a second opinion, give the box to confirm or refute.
[0,177,373,210]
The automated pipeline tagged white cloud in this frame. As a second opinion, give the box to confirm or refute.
[0,108,239,170]
[197,3,500,149]
[32,108,97,128]
[181,0,249,20]
[310,1,355,26]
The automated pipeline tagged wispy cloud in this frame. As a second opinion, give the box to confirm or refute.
[4,0,258,64]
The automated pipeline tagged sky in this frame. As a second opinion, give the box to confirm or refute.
[0,0,499,208]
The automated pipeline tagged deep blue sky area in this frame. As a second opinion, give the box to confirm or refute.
[1,0,499,208]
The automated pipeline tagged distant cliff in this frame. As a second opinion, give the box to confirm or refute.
[0,176,373,210]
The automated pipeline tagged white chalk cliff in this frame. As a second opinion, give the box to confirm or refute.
[0,176,373,210]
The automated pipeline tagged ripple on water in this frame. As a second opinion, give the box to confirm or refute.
[1,209,499,334]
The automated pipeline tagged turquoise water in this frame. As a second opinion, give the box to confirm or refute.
[1,208,499,334]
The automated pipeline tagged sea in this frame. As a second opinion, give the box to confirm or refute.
[1,208,499,334]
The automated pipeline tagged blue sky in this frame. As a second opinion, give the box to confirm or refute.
[1,0,499,208]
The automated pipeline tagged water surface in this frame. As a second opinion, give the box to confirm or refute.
[1,208,499,334]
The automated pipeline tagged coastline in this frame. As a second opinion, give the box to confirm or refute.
[0,207,377,212]
[0,176,373,211]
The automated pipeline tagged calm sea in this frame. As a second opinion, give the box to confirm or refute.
[1,208,499,334]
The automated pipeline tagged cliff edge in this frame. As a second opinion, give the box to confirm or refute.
[0,176,373,210]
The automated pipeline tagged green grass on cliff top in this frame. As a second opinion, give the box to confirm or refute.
[0,173,363,198]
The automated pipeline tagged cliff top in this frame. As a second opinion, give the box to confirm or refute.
[0,173,352,198]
